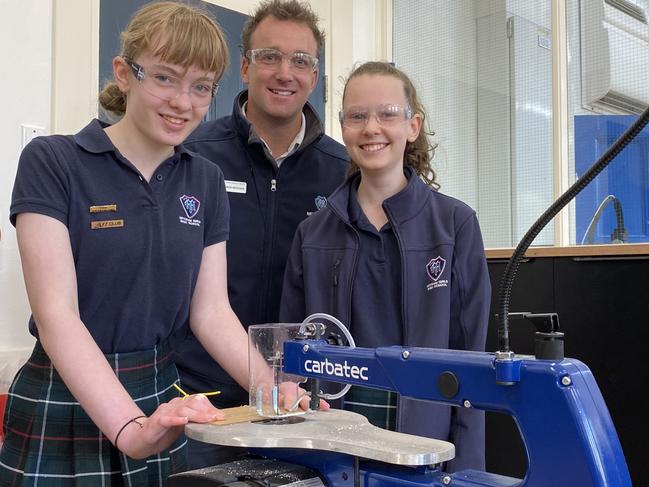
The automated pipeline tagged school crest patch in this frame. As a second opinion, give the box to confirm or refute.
[179,195,202,227]
[426,256,448,291]
[180,195,200,218]
[426,256,446,281]
[307,195,329,216]
[315,195,328,210]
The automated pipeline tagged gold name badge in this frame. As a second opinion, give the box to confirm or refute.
[91,219,124,230]
[89,204,117,213]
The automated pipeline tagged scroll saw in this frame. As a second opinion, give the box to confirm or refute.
[171,316,631,487]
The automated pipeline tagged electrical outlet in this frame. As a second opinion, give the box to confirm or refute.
[21,124,46,149]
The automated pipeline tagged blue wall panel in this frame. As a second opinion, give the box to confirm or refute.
[574,115,649,244]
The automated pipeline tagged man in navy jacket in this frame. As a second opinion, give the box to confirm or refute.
[175,0,348,469]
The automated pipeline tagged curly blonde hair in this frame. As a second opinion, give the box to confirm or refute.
[99,1,229,116]
[342,62,439,189]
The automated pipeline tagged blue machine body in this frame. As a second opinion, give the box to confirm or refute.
[279,341,631,486]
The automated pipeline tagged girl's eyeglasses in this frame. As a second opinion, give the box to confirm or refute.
[339,104,413,129]
[124,57,218,107]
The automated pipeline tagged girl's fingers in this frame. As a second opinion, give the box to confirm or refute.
[176,395,225,422]
[278,382,331,412]
[296,394,329,411]
[149,396,224,429]
[298,395,310,410]
[155,415,189,428]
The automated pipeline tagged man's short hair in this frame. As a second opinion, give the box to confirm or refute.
[242,0,325,58]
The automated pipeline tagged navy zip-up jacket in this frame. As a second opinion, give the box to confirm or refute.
[280,168,491,472]
[175,91,348,404]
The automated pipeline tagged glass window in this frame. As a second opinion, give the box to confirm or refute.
[394,0,649,248]
[567,0,649,245]
[393,0,554,248]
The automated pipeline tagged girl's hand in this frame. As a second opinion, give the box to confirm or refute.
[117,394,224,459]
[279,381,330,412]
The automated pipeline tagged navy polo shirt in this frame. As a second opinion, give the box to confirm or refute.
[348,182,403,347]
[10,119,230,353]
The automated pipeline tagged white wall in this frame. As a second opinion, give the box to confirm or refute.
[0,0,53,350]
[52,0,100,135]
[329,0,392,141]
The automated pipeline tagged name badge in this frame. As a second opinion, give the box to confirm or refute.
[91,219,124,229]
[225,180,247,194]
[89,204,117,213]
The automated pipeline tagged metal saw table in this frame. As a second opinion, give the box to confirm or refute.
[185,408,455,466]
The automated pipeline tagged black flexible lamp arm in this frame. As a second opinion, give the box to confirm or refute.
[611,197,628,242]
[496,107,649,354]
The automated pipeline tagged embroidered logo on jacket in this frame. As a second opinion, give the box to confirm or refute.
[307,195,328,216]
[426,256,448,290]
[315,195,328,210]
[179,195,202,227]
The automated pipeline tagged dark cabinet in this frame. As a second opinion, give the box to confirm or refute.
[486,255,649,484]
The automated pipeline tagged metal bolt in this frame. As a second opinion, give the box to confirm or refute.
[463,399,472,408]
[303,344,309,353]
[402,350,410,359]
[442,475,452,485]
[561,375,572,386]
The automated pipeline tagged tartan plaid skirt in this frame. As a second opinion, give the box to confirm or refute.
[0,341,187,486]
[343,385,398,431]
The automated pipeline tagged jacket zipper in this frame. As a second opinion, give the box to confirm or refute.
[384,207,408,344]
[338,233,358,412]
[328,204,360,328]
[260,171,279,319]
[325,205,359,410]
[347,237,359,327]
[332,258,341,316]
[384,206,407,430]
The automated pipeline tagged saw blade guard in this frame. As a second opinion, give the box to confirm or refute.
[248,323,308,418]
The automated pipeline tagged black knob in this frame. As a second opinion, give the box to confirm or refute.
[437,371,459,399]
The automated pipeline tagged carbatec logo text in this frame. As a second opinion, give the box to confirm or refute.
[304,358,369,381]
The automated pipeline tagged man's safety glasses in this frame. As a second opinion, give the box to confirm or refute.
[246,48,319,73]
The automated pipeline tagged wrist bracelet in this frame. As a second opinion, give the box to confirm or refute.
[113,415,146,449]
